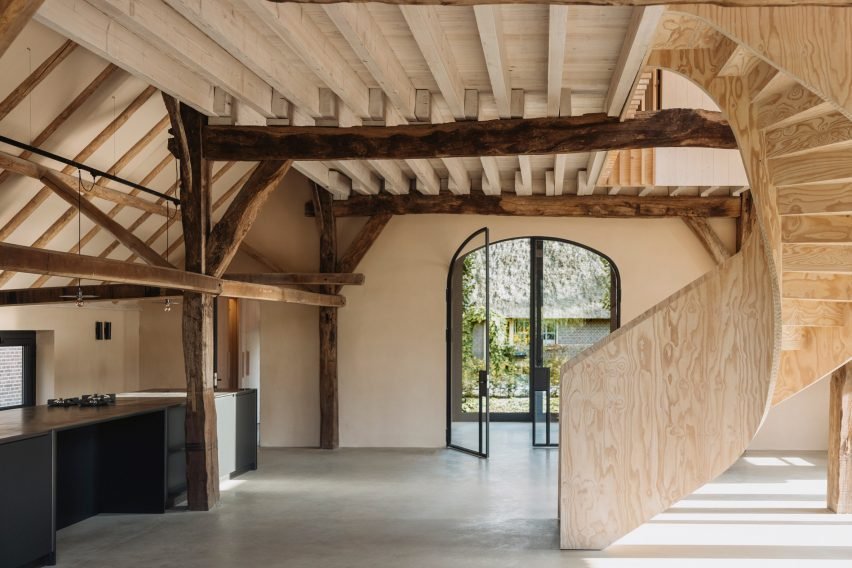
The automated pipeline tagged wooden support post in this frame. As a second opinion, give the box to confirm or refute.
[829,361,852,513]
[314,186,339,450]
[736,190,754,252]
[683,216,731,265]
[165,93,220,510]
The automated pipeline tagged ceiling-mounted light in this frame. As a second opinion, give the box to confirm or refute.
[163,163,180,313]
[60,171,98,307]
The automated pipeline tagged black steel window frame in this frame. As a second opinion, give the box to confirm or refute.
[0,330,37,410]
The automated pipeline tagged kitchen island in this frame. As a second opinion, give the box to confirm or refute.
[0,389,257,568]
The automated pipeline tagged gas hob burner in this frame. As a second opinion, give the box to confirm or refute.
[80,393,116,407]
[47,397,81,407]
[47,394,116,408]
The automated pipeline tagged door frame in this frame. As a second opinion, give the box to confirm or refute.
[445,235,622,441]
[445,227,491,457]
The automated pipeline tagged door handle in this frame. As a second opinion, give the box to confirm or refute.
[533,366,550,391]
[478,370,488,397]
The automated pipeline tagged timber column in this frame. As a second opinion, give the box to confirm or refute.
[314,186,339,449]
[829,361,852,513]
[164,94,220,509]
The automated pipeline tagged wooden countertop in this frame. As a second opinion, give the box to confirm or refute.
[0,397,185,445]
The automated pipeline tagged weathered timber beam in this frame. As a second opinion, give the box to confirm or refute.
[206,160,293,278]
[0,284,179,306]
[203,109,736,161]
[0,150,171,216]
[220,281,345,307]
[314,184,339,450]
[273,0,852,5]
[0,241,219,292]
[0,242,345,307]
[305,193,741,218]
[337,212,392,274]
[0,0,45,58]
[226,272,365,286]
[40,171,173,268]
[683,217,732,265]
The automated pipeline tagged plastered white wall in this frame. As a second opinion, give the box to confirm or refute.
[0,303,139,402]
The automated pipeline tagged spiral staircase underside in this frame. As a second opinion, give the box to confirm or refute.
[559,6,852,550]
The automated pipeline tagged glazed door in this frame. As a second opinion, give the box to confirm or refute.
[531,239,558,447]
[446,228,490,457]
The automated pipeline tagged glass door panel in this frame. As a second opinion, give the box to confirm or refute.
[446,228,490,457]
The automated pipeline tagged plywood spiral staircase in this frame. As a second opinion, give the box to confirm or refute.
[559,6,852,550]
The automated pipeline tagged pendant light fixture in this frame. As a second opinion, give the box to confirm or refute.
[60,171,98,306]
[163,161,181,313]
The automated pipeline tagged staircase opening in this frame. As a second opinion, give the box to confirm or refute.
[446,235,620,455]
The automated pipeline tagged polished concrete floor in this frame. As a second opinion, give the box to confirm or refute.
[54,423,852,567]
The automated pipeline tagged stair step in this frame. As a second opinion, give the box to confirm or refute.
[783,273,852,302]
[782,215,852,244]
[756,81,830,131]
[782,298,848,327]
[778,183,852,216]
[783,244,852,274]
[765,111,852,158]
[770,147,852,186]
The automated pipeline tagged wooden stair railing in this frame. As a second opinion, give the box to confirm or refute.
[560,8,852,549]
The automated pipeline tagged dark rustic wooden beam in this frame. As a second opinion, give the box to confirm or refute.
[273,0,852,5]
[314,185,339,450]
[220,280,345,307]
[0,241,220,292]
[736,191,754,252]
[0,240,345,306]
[0,0,46,58]
[226,272,365,286]
[206,160,292,278]
[168,96,220,511]
[203,109,736,161]
[683,217,732,265]
[337,213,392,275]
[40,170,173,268]
[0,284,178,306]
[306,193,742,219]
[829,361,852,513]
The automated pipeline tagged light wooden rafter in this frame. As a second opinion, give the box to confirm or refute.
[548,5,570,195]
[34,0,216,114]
[585,6,665,194]
[0,63,119,187]
[0,39,75,122]
[323,3,468,194]
[0,85,158,288]
[89,0,274,119]
[0,0,45,57]
[31,153,173,288]
[237,1,416,196]
[400,5,499,194]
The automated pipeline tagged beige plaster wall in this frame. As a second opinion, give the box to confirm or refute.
[0,303,139,402]
[132,171,828,451]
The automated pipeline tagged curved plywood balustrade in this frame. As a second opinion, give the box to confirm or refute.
[560,7,852,549]
[668,7,852,406]
[559,18,784,551]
